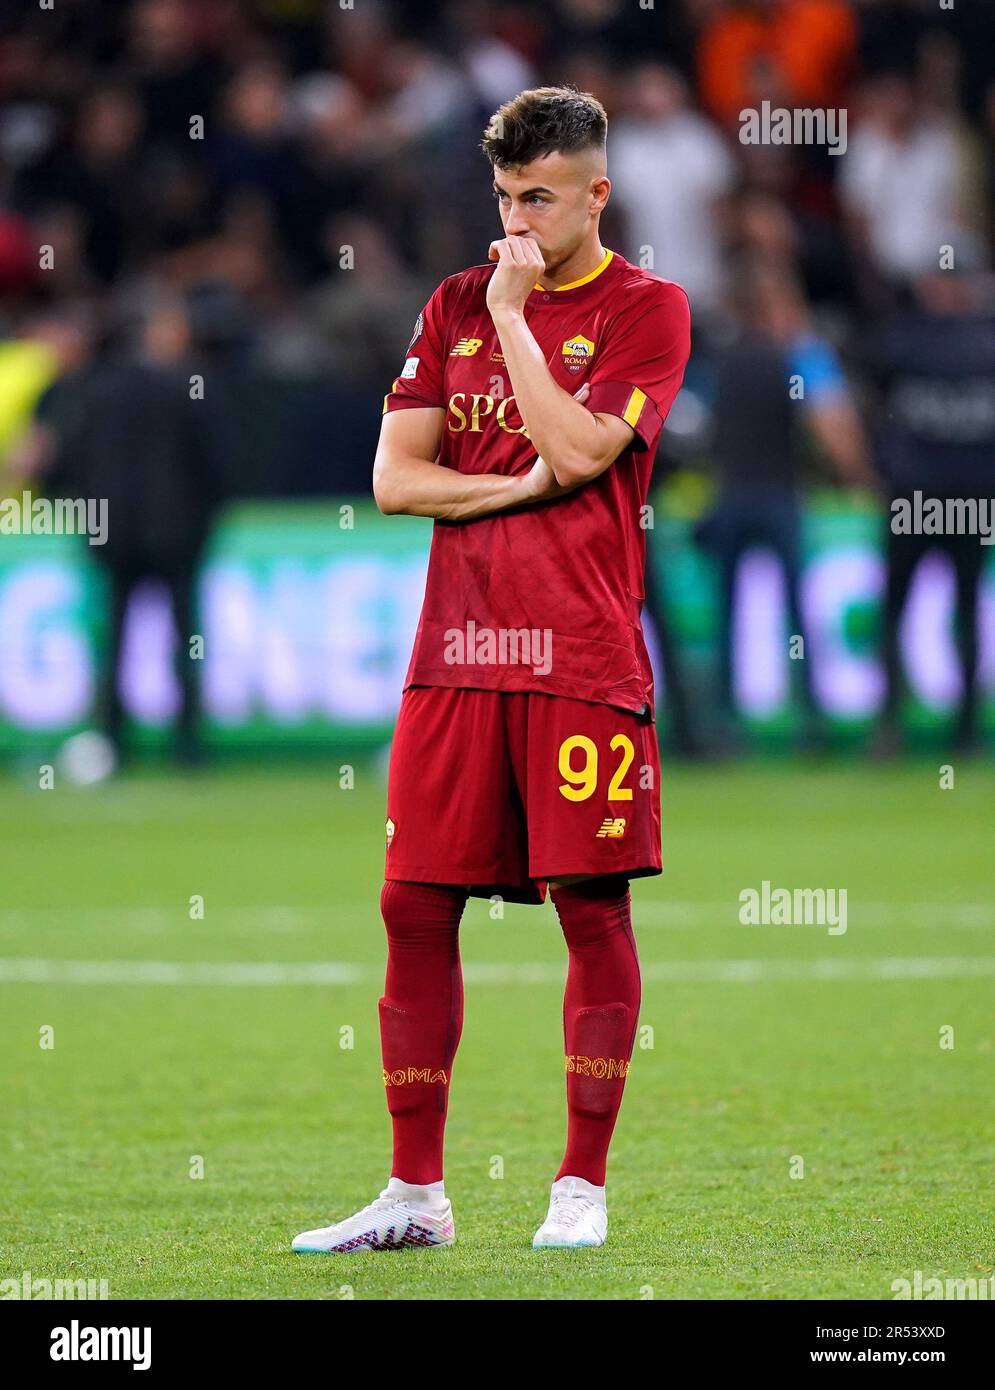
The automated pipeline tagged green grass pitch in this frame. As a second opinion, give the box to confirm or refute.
[1,758,992,1300]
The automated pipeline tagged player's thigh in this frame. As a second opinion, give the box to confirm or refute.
[385,685,516,875]
[522,695,661,878]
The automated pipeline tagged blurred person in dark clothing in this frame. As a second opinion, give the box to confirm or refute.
[697,263,870,739]
[642,463,707,760]
[870,271,995,752]
[307,212,428,389]
[124,0,224,156]
[548,0,694,70]
[855,0,931,80]
[736,157,856,311]
[11,83,147,286]
[38,294,228,764]
[299,213,427,493]
[6,304,95,490]
[210,59,327,284]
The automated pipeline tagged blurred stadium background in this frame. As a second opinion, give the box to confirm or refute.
[0,0,993,760]
[1,0,993,1301]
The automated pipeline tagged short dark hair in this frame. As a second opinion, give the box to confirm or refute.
[481,85,607,169]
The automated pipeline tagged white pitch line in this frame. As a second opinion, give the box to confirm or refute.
[634,904,995,930]
[0,959,363,986]
[0,903,992,933]
[1,956,994,987]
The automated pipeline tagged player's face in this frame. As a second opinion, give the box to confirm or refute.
[492,150,609,277]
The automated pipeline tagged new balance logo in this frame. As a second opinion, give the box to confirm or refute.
[565,1055,630,1079]
[596,817,626,838]
[450,338,483,356]
[383,1067,449,1086]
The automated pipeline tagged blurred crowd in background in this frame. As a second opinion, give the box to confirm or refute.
[2,0,993,488]
[1,0,993,755]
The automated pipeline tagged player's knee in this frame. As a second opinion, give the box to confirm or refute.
[550,873,630,907]
[550,874,631,941]
[380,879,466,941]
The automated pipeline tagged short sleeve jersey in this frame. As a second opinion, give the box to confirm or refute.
[382,249,691,714]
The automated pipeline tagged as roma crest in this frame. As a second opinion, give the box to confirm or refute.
[562,334,595,373]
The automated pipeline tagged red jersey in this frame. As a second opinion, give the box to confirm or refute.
[382,249,691,715]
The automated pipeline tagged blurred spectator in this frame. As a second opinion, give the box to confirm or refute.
[696,0,857,129]
[12,83,146,285]
[0,208,42,298]
[36,293,228,763]
[840,71,989,305]
[5,303,94,491]
[696,264,870,735]
[548,0,694,70]
[307,213,428,390]
[442,0,537,109]
[611,63,736,318]
[869,271,995,752]
[123,0,224,155]
[855,0,927,79]
[0,0,991,752]
[0,323,60,491]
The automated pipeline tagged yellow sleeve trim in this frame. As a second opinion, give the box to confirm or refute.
[622,387,646,429]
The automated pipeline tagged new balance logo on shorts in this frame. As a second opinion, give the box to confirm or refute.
[596,817,626,838]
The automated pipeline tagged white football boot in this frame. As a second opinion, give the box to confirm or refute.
[292,1177,454,1253]
[532,1175,608,1248]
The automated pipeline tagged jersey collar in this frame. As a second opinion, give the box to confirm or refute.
[531,248,614,296]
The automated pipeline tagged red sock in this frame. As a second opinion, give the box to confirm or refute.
[379,880,467,1185]
[550,876,641,1186]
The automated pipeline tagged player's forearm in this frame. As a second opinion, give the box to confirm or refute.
[490,308,610,486]
[373,451,529,521]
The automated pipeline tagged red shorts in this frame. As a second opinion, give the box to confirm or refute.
[384,685,662,904]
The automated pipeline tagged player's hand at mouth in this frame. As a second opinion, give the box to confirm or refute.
[520,384,591,503]
[486,235,545,316]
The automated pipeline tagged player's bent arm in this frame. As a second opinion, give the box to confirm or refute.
[489,306,635,487]
[373,407,561,521]
[374,406,521,520]
[548,411,635,488]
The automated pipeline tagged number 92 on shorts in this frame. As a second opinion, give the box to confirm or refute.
[384,685,662,904]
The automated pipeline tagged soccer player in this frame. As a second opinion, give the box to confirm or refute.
[293,86,690,1253]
